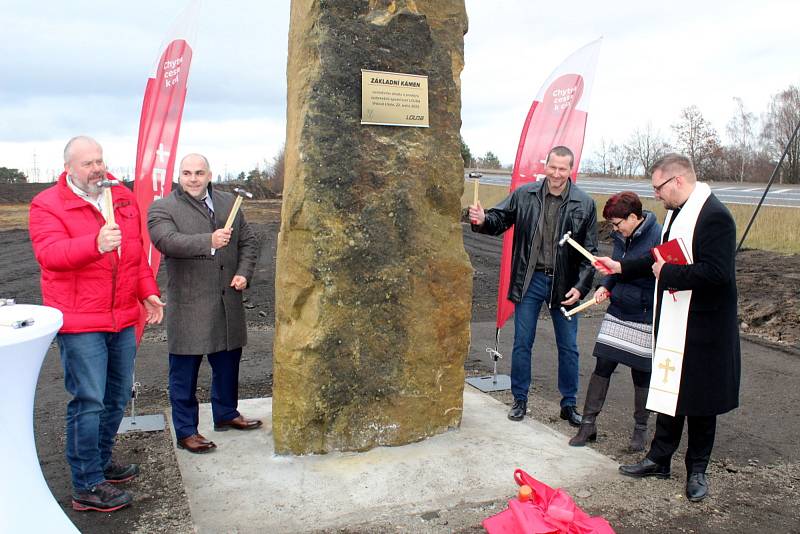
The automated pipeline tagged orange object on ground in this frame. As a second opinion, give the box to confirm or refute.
[482,469,615,534]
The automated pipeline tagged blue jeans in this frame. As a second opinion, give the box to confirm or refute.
[511,272,580,407]
[169,349,242,440]
[57,327,136,490]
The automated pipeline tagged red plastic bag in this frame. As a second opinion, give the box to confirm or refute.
[482,469,615,534]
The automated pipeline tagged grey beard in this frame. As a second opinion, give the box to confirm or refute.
[69,174,102,196]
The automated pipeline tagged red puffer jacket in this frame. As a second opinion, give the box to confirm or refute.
[29,172,159,333]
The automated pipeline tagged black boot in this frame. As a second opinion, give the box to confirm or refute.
[619,458,671,479]
[629,385,650,452]
[686,472,709,502]
[508,399,527,421]
[569,373,610,447]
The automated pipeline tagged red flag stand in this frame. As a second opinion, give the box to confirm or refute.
[120,1,198,434]
[466,329,511,392]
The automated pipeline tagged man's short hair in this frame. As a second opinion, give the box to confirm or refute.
[650,153,696,180]
[63,136,100,164]
[546,146,575,168]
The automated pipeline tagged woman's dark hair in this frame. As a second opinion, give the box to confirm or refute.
[603,191,643,220]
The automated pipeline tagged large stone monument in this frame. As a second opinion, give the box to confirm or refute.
[273,0,471,454]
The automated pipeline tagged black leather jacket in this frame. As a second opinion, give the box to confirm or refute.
[473,179,599,309]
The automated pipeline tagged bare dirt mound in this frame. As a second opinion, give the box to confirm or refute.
[736,248,800,348]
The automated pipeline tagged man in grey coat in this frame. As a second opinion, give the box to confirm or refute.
[148,153,261,454]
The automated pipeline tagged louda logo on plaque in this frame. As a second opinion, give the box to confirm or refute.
[361,69,429,128]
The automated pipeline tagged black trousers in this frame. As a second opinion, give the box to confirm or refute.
[646,413,717,473]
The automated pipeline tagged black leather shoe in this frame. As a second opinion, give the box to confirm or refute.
[686,472,709,502]
[507,399,527,421]
[619,457,671,479]
[560,405,582,427]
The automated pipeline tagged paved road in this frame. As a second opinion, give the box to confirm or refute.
[465,173,800,208]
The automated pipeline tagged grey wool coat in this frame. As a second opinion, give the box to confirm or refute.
[147,184,258,355]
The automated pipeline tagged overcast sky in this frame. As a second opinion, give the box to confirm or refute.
[1,1,798,181]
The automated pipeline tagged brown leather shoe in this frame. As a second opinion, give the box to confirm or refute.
[177,433,217,454]
[214,415,263,431]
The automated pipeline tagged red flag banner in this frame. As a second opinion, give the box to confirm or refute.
[133,2,198,341]
[496,38,601,330]
[135,39,193,271]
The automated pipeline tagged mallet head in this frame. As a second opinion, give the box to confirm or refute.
[233,187,253,199]
[559,306,573,321]
[558,231,572,248]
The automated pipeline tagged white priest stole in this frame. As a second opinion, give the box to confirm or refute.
[646,182,711,416]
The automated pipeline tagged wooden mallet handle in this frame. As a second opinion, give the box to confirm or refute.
[224,195,243,230]
[103,187,115,225]
[473,178,479,206]
[561,232,597,263]
[567,298,599,316]
[560,297,601,321]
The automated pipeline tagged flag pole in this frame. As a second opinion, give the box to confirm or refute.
[736,118,800,253]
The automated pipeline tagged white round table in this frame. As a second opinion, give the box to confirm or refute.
[0,304,79,533]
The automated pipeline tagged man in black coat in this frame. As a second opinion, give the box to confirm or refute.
[469,146,599,426]
[595,153,741,502]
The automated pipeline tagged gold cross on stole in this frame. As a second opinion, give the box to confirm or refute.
[659,358,676,384]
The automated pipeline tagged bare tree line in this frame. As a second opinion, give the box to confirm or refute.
[585,84,800,184]
[240,145,285,197]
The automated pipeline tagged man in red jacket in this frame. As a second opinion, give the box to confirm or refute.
[29,136,165,513]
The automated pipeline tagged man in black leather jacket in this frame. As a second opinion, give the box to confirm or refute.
[469,146,599,425]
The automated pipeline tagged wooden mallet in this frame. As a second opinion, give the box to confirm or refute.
[212,187,252,256]
[99,178,120,225]
[224,187,253,230]
[560,298,601,321]
[99,178,121,256]
[558,231,598,263]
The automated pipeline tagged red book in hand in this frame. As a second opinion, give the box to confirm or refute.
[651,238,690,265]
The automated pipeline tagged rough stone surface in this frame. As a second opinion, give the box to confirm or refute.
[274,0,471,454]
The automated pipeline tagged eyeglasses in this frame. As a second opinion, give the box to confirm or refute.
[653,175,678,193]
[609,219,624,229]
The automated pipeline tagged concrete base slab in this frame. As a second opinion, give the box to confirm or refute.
[171,389,619,533]
[118,413,165,434]
[466,373,511,392]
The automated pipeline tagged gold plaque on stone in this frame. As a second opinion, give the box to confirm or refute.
[361,69,429,127]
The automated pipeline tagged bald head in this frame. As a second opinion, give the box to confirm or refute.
[180,153,210,173]
[63,136,106,197]
[179,153,213,199]
[64,136,102,165]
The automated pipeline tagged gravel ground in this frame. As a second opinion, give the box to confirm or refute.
[1,198,796,533]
